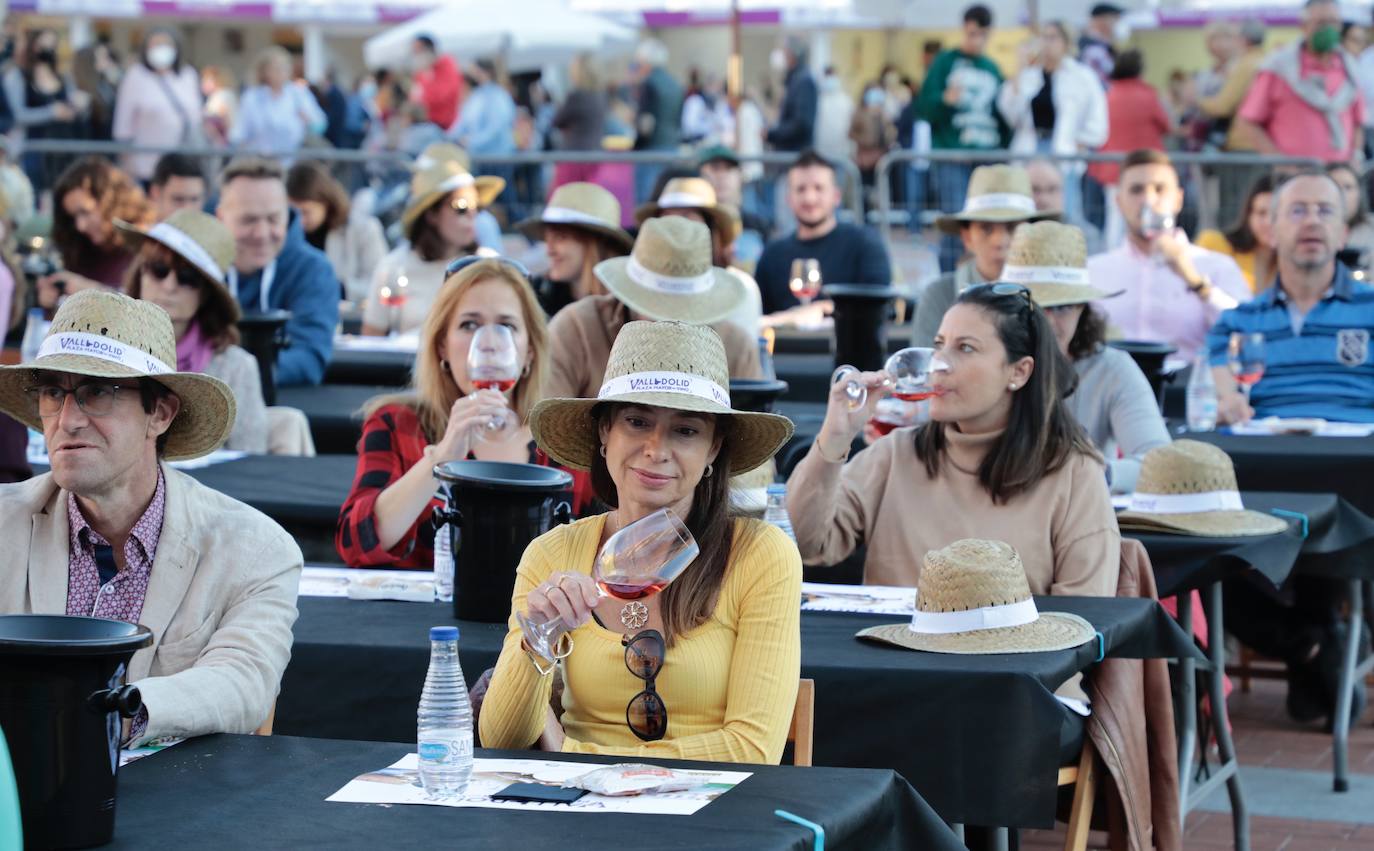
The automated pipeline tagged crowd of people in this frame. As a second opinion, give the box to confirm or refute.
[1,5,1373,844]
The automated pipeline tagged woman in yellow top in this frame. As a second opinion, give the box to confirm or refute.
[1195,174,1276,294]
[480,320,799,763]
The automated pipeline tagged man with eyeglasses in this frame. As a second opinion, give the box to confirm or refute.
[0,289,302,745]
[1208,170,1374,425]
[1087,148,1251,362]
[215,157,339,386]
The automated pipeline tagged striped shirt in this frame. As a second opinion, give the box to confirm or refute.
[1207,264,1374,422]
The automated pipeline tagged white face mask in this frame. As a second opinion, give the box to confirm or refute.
[147,44,177,70]
[770,48,788,73]
[1112,19,1132,43]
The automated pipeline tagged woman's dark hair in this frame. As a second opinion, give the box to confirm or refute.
[286,161,351,236]
[140,28,183,74]
[408,196,475,263]
[913,285,1099,504]
[19,29,58,73]
[1066,304,1109,361]
[124,241,242,351]
[588,404,740,645]
[51,157,152,272]
[1110,49,1144,80]
[1325,161,1369,226]
[1223,173,1277,253]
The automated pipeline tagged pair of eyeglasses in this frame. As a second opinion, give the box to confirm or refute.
[623,629,667,742]
[25,382,136,418]
[144,260,201,289]
[444,253,532,279]
[449,196,476,217]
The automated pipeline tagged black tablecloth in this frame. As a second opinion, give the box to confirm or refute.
[1186,429,1374,517]
[110,734,961,850]
[278,384,384,455]
[280,594,1195,827]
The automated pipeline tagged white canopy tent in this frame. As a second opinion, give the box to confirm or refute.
[363,0,640,72]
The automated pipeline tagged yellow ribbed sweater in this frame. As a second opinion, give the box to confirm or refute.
[479,514,802,764]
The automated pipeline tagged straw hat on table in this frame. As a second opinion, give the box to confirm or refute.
[1116,441,1288,537]
[594,216,745,326]
[858,539,1096,654]
[400,160,505,232]
[530,320,793,476]
[514,182,634,252]
[935,164,1060,235]
[634,177,742,245]
[1002,220,1123,307]
[0,289,236,461]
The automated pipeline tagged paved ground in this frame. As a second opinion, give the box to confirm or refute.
[1021,677,1374,850]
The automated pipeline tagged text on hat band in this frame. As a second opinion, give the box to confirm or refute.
[964,193,1037,214]
[1000,265,1091,286]
[147,221,224,284]
[598,370,731,408]
[908,596,1040,635]
[1127,490,1245,514]
[626,255,715,295]
[37,331,174,376]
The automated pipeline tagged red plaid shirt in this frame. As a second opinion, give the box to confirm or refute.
[66,469,165,622]
[336,403,590,569]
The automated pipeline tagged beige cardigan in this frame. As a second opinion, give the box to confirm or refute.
[786,426,1121,597]
[545,294,763,399]
[0,464,302,742]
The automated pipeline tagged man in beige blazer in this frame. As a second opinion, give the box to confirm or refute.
[0,289,301,745]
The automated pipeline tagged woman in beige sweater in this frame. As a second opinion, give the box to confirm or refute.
[787,283,1120,597]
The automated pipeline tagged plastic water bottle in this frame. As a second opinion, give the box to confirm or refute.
[432,505,454,604]
[1186,354,1218,432]
[20,308,48,363]
[762,483,797,543]
[417,626,472,799]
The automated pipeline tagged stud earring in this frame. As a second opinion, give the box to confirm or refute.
[1008,383,1018,390]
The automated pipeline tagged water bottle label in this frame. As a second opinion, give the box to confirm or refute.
[434,524,454,603]
[418,730,472,763]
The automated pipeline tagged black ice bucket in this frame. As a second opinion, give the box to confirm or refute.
[433,461,574,622]
[1108,339,1178,412]
[823,284,900,372]
[236,310,292,406]
[0,614,153,849]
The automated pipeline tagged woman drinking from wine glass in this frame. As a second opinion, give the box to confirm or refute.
[1006,221,1169,494]
[787,282,1120,596]
[337,257,587,568]
[360,160,504,336]
[480,321,801,762]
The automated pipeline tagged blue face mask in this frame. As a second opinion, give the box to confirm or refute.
[863,89,885,108]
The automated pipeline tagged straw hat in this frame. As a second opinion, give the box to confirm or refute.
[1003,220,1123,307]
[1116,441,1289,537]
[634,177,741,244]
[858,539,1096,654]
[116,209,237,288]
[935,164,1060,234]
[413,141,471,172]
[514,183,634,252]
[529,320,793,475]
[400,160,505,231]
[0,290,236,461]
[595,217,745,325]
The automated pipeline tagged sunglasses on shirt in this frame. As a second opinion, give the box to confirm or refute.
[623,629,668,742]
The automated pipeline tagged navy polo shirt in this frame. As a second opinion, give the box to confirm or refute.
[1207,264,1374,422]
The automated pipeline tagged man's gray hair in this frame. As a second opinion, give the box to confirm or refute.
[1240,19,1266,46]
[1270,168,1345,221]
[634,39,668,67]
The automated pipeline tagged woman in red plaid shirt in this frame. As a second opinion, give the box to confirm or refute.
[337,257,589,568]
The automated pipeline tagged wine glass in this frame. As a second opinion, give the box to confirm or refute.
[789,258,822,304]
[517,509,699,665]
[832,347,935,411]
[867,395,926,438]
[1227,332,1266,403]
[379,272,409,337]
[466,324,521,441]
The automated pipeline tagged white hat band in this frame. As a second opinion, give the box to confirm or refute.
[1001,265,1091,285]
[656,191,709,209]
[964,193,1036,214]
[599,370,731,408]
[1127,490,1244,514]
[147,221,224,285]
[541,205,612,229]
[625,255,715,295]
[37,331,175,375]
[435,173,476,194]
[909,596,1039,635]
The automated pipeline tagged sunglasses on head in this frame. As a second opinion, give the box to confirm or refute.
[445,254,532,279]
[144,260,202,289]
[623,629,667,742]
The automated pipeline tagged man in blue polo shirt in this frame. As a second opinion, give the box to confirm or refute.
[1209,169,1374,424]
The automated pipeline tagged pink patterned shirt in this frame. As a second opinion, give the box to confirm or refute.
[65,470,166,623]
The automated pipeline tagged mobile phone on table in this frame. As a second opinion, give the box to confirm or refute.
[490,782,587,805]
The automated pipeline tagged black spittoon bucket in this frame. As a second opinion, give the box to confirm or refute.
[433,461,574,622]
[0,614,153,849]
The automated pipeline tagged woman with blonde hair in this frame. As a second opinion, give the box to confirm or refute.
[230,46,326,156]
[338,257,589,568]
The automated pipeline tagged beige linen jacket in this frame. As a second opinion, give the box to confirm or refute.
[0,463,302,742]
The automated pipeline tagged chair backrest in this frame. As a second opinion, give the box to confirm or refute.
[265,406,317,457]
[787,678,815,767]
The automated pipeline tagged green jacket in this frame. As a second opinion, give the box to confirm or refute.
[916,49,1010,150]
